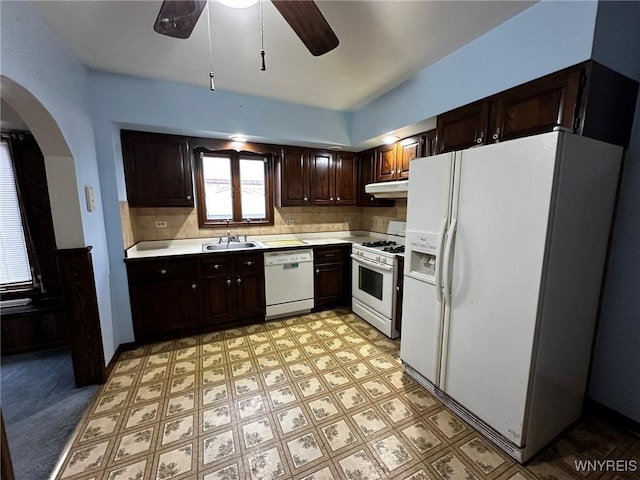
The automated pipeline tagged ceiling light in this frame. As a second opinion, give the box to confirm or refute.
[327,145,342,150]
[382,135,399,145]
[217,0,258,8]
[230,134,248,142]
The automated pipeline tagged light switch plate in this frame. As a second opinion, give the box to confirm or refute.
[84,186,96,212]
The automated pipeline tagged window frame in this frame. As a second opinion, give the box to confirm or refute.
[194,148,274,228]
[0,136,38,293]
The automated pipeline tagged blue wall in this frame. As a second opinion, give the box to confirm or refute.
[1,1,116,362]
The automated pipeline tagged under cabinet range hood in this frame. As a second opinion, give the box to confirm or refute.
[365,180,409,198]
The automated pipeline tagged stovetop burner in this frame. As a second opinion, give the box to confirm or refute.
[382,245,405,253]
[361,240,397,248]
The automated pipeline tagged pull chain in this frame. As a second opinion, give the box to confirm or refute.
[207,0,215,90]
[259,0,266,71]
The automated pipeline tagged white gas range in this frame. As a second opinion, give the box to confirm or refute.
[351,221,405,339]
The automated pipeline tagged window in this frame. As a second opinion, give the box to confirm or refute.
[0,140,34,290]
[195,150,273,227]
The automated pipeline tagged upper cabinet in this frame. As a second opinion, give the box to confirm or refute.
[435,61,638,154]
[121,130,194,208]
[357,149,394,207]
[276,147,309,206]
[277,148,357,207]
[374,135,426,183]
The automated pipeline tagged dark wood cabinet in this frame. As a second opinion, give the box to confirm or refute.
[423,129,437,157]
[276,147,310,206]
[1,299,67,355]
[121,130,194,208]
[396,136,422,179]
[201,252,265,328]
[357,149,394,207]
[309,150,334,206]
[127,257,201,341]
[334,152,358,205]
[436,101,490,154]
[435,61,638,153]
[374,143,398,182]
[314,246,349,309]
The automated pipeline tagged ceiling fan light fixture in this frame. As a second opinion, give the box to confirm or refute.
[229,134,248,143]
[217,0,258,8]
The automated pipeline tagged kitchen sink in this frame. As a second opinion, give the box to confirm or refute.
[202,241,260,252]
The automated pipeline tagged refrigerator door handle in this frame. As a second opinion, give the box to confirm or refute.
[443,217,458,302]
[435,217,448,305]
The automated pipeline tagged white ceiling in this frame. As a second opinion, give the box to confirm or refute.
[31,0,536,111]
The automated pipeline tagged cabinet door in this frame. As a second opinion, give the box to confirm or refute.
[236,270,266,320]
[335,152,357,205]
[357,150,393,207]
[122,130,194,207]
[129,279,201,340]
[397,136,422,180]
[279,147,309,206]
[423,129,437,157]
[375,143,398,182]
[314,263,344,309]
[490,68,582,143]
[309,150,335,205]
[436,101,490,154]
[202,275,236,324]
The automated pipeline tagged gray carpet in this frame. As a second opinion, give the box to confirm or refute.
[1,347,99,480]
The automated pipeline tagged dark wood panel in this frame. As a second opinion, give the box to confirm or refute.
[277,147,309,206]
[236,270,266,320]
[397,136,422,179]
[423,129,437,157]
[127,257,199,283]
[202,275,236,325]
[121,130,194,208]
[375,143,397,182]
[1,309,67,355]
[55,247,105,387]
[309,150,335,205]
[436,101,490,153]
[314,263,344,309]
[8,133,61,293]
[335,152,357,205]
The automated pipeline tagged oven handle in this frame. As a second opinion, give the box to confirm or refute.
[350,254,394,272]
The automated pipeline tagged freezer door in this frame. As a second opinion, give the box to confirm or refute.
[442,133,560,446]
[400,275,443,384]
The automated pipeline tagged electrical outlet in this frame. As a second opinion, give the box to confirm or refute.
[345,216,352,224]
[155,220,168,228]
[376,218,383,228]
[286,219,295,226]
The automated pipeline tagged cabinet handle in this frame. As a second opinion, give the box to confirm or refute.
[492,127,500,141]
[303,196,308,202]
[336,197,340,201]
[244,261,253,266]
[237,277,242,284]
[330,197,334,201]
[192,283,197,289]
[370,197,374,202]
[315,269,320,275]
[160,269,167,275]
[186,195,192,200]
[227,278,231,287]
[214,264,220,269]
[476,132,484,144]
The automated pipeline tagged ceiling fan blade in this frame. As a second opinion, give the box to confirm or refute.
[272,0,339,56]
[154,0,207,39]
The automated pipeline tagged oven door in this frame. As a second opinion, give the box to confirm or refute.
[351,254,395,319]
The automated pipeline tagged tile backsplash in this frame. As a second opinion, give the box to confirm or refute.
[120,200,407,246]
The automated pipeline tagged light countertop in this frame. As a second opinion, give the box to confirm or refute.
[125,231,386,260]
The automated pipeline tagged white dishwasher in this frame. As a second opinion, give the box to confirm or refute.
[264,249,314,320]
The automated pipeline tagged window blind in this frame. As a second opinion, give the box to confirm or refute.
[0,140,33,287]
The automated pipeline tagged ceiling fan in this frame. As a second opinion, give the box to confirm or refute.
[153,0,339,57]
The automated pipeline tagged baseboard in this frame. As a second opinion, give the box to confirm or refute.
[585,399,640,436]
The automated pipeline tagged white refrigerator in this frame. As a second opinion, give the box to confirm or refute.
[400,131,622,462]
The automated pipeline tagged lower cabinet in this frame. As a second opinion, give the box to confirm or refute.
[127,257,201,341]
[314,246,350,309]
[201,252,265,326]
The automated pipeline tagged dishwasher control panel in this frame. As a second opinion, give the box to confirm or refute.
[264,249,313,266]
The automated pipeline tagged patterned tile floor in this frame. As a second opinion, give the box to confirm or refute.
[52,309,640,480]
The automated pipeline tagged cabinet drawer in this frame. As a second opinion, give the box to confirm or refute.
[236,254,264,274]
[314,247,345,264]
[201,256,233,276]
[127,258,197,283]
